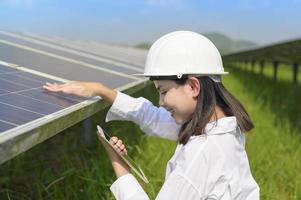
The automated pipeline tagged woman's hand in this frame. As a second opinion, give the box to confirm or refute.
[43,81,99,97]
[101,136,130,178]
[43,81,117,104]
[109,136,128,157]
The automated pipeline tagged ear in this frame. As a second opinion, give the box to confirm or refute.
[185,77,201,98]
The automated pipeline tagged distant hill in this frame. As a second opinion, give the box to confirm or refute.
[135,32,258,55]
[202,32,258,55]
[135,43,152,50]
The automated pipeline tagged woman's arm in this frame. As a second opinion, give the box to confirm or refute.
[44,81,181,140]
[106,91,181,140]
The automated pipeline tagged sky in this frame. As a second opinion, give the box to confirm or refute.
[0,0,301,46]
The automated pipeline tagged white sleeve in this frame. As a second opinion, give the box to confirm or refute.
[110,173,149,200]
[105,91,181,140]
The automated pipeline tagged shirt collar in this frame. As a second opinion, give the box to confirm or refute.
[189,116,238,140]
[205,116,238,135]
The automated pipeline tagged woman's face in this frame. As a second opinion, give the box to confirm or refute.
[154,77,200,125]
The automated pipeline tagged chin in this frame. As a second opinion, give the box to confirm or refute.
[172,113,189,125]
[174,115,192,125]
[174,117,185,125]
[175,121,183,125]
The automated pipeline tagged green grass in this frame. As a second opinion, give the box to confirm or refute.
[0,63,300,199]
[224,65,301,200]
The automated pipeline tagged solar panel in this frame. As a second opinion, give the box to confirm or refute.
[0,63,89,133]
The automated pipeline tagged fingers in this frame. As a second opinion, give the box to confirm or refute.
[43,82,70,92]
[43,82,62,92]
[110,136,118,144]
[109,136,127,155]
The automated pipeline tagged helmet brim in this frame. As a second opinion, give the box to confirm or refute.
[131,72,229,77]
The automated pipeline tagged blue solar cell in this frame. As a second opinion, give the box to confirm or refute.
[0,94,63,115]
[17,71,61,84]
[0,73,43,88]
[0,121,16,132]
[0,79,29,92]
[0,102,43,125]
[0,89,9,95]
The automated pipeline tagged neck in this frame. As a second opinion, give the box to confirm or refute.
[209,106,226,123]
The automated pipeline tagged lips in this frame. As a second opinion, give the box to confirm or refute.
[166,108,172,112]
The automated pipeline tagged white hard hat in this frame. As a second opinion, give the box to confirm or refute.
[133,31,228,82]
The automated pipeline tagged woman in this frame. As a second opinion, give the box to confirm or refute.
[44,31,260,199]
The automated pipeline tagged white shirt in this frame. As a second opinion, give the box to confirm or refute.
[105,91,260,200]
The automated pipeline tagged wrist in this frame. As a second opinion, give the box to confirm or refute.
[90,82,103,96]
[93,82,117,104]
[111,161,130,178]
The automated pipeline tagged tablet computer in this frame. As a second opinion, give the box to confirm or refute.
[96,125,149,184]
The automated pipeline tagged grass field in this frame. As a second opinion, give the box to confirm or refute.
[0,63,300,199]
